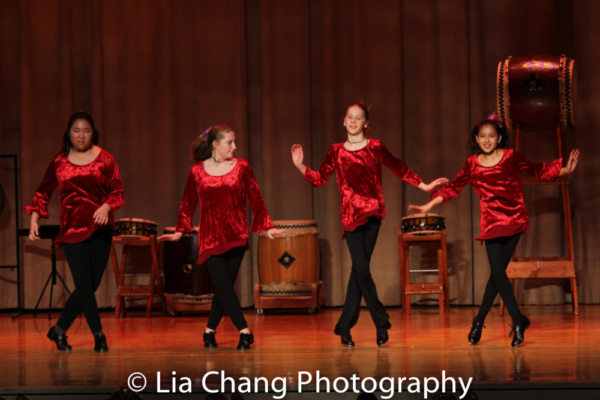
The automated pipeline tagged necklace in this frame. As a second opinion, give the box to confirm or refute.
[347,137,365,144]
[211,156,227,164]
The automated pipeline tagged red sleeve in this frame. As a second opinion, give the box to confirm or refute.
[513,151,562,180]
[304,144,337,187]
[104,156,125,212]
[432,159,471,203]
[25,158,59,218]
[244,163,274,232]
[380,142,422,187]
[175,169,198,233]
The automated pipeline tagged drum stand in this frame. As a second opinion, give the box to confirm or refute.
[398,230,449,315]
[500,123,578,316]
[110,235,166,317]
[254,281,323,315]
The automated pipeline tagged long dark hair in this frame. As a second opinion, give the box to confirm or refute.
[62,111,99,156]
[190,124,233,162]
[469,119,509,155]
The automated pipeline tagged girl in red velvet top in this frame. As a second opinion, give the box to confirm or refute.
[410,114,580,347]
[27,111,125,352]
[159,124,284,351]
[291,102,447,347]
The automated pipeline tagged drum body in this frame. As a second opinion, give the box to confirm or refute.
[114,218,158,237]
[258,220,320,284]
[401,213,445,235]
[497,55,577,130]
[160,227,213,296]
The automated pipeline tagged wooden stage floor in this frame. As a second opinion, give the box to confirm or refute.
[1,305,599,400]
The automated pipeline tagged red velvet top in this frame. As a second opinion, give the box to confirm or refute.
[175,158,274,264]
[26,149,125,244]
[432,149,562,240]
[304,139,423,232]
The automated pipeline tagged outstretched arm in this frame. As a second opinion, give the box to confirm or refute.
[409,196,444,214]
[291,144,307,175]
[559,149,580,176]
[157,231,183,241]
[417,177,449,193]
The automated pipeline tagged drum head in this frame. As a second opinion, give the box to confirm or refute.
[401,212,443,220]
[114,217,159,236]
[401,213,445,234]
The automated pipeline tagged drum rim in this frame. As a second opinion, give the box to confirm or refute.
[271,219,318,226]
[403,229,444,235]
[115,217,159,225]
[401,213,445,220]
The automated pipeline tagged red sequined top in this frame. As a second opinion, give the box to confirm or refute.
[175,158,274,264]
[432,149,562,240]
[26,149,125,244]
[304,139,423,232]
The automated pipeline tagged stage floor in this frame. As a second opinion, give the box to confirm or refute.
[1,305,599,400]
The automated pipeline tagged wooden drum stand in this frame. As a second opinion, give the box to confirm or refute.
[398,213,449,315]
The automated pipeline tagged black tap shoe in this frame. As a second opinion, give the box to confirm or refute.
[510,316,530,347]
[468,320,485,345]
[237,332,254,351]
[334,327,355,347]
[94,332,109,352]
[203,331,218,348]
[47,327,72,351]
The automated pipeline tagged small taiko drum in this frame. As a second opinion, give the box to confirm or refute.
[160,227,213,297]
[497,55,577,130]
[114,218,158,237]
[258,220,320,285]
[401,213,445,235]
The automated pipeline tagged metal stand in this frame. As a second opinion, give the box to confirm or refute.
[33,237,71,319]
[18,225,70,319]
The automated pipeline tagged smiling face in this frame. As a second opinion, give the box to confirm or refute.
[343,105,368,137]
[475,124,502,154]
[69,119,94,152]
[212,130,237,161]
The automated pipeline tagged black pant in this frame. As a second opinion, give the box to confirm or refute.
[476,234,523,324]
[57,229,112,334]
[205,246,248,331]
[336,217,389,333]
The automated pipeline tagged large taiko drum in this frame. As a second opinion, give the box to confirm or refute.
[497,55,577,130]
[258,220,320,285]
[114,218,158,237]
[401,213,445,235]
[160,227,213,297]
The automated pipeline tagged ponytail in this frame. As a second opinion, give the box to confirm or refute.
[190,124,233,162]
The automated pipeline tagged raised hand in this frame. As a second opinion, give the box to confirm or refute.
[291,144,307,174]
[560,149,580,176]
